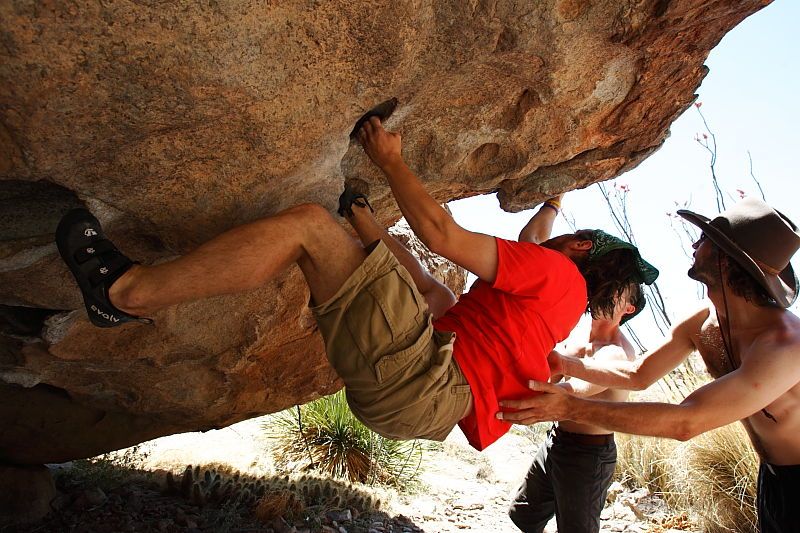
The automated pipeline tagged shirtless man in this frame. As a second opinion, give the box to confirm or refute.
[508,199,651,533]
[498,197,800,532]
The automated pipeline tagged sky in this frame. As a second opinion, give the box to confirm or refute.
[447,1,800,349]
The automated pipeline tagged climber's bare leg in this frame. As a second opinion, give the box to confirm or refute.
[108,204,367,317]
[345,203,456,320]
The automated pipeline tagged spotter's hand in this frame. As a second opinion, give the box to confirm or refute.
[496,380,573,425]
[358,116,403,171]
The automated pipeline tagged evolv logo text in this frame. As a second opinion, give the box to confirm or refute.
[91,304,119,323]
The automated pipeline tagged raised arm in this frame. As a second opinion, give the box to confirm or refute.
[549,306,708,390]
[500,332,800,441]
[518,195,563,244]
[359,118,498,282]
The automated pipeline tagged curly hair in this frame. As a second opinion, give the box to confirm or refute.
[720,250,776,307]
[584,249,645,318]
[571,229,646,318]
[626,281,646,310]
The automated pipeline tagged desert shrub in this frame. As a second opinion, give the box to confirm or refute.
[668,423,759,533]
[613,364,707,500]
[613,433,675,497]
[264,390,426,487]
[614,423,758,533]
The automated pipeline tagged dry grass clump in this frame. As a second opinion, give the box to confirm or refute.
[614,433,676,498]
[254,489,305,522]
[615,422,757,532]
[615,359,757,532]
[667,424,758,533]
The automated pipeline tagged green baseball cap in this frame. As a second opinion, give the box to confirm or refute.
[588,230,660,285]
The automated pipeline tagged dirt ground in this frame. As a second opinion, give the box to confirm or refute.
[128,417,692,532]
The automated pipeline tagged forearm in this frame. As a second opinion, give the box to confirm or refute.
[379,160,453,249]
[558,378,605,397]
[561,354,647,390]
[564,396,696,440]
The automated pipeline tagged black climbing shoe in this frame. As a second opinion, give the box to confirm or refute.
[337,183,375,218]
[55,208,152,328]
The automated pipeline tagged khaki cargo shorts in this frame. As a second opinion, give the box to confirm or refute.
[310,240,472,441]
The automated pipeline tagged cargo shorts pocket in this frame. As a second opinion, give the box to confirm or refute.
[374,320,435,384]
[413,382,472,440]
[344,266,426,365]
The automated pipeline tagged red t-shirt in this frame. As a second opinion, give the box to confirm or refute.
[433,238,587,450]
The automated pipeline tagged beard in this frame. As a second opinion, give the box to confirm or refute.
[688,260,719,289]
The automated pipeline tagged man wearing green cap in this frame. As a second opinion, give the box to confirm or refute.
[509,198,654,533]
[497,197,800,532]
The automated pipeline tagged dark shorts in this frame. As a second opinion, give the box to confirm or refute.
[758,462,800,533]
[310,240,472,441]
[509,426,617,533]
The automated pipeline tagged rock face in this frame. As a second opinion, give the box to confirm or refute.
[0,0,768,464]
[0,464,56,525]
[389,212,467,295]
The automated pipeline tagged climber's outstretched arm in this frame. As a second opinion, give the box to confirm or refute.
[358,118,498,283]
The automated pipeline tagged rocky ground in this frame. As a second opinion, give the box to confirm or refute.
[6,419,697,532]
[391,429,692,533]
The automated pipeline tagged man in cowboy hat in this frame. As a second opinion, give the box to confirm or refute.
[497,197,800,532]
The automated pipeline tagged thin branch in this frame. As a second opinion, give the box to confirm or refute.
[645,293,669,336]
[648,284,672,328]
[597,183,629,240]
[598,181,672,328]
[562,208,578,232]
[623,323,648,354]
[695,105,725,212]
[669,224,695,262]
[747,150,767,201]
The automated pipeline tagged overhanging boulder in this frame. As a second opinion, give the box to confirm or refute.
[0,0,768,464]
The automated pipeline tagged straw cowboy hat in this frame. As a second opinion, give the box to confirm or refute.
[677,197,800,308]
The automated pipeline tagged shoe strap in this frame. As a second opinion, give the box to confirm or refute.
[353,196,374,212]
[74,239,117,264]
[87,252,133,288]
[338,192,375,217]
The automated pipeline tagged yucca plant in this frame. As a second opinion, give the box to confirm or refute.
[264,390,425,487]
